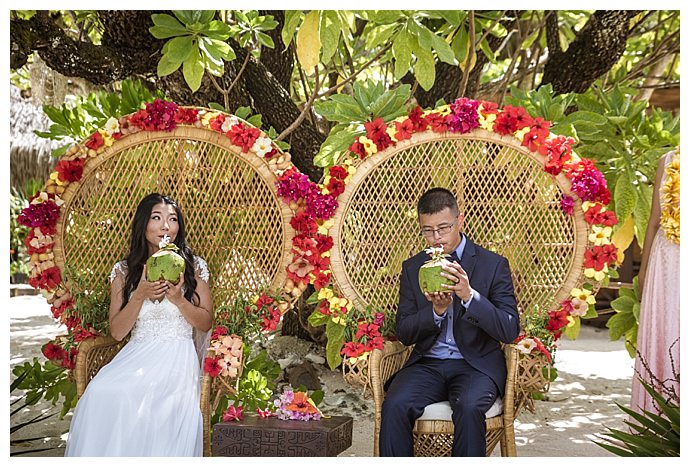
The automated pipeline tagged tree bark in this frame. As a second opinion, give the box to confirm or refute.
[258,10,294,92]
[542,10,640,94]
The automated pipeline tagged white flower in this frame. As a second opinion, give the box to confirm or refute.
[516,337,537,354]
[570,297,589,317]
[251,136,274,158]
[221,116,240,132]
[159,234,171,248]
[103,117,120,136]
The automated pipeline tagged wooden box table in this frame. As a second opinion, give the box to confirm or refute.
[212,415,353,457]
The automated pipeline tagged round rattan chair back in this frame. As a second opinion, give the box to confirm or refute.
[330,129,589,316]
[55,126,294,308]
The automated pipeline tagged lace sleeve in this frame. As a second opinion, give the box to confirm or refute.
[109,260,127,283]
[194,256,210,283]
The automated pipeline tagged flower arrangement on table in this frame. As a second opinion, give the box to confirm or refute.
[303,96,620,372]
[221,385,325,422]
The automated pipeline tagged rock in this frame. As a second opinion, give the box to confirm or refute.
[286,362,322,390]
[305,353,325,365]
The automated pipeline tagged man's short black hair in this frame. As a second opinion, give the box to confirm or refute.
[417,187,459,216]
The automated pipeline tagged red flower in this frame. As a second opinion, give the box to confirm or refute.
[326,177,346,197]
[55,158,85,183]
[349,139,366,159]
[329,165,348,180]
[255,293,274,309]
[174,107,199,124]
[426,112,449,133]
[209,114,225,132]
[228,123,261,152]
[364,117,393,151]
[211,325,228,341]
[290,211,318,235]
[314,235,333,254]
[85,131,105,150]
[600,243,619,267]
[312,270,331,290]
[493,105,534,135]
[256,407,273,418]
[42,342,66,361]
[394,118,415,141]
[355,322,381,340]
[479,101,499,115]
[584,246,608,271]
[364,336,385,352]
[17,200,61,229]
[546,308,569,338]
[340,341,367,358]
[61,347,78,369]
[29,266,61,290]
[407,106,428,131]
[223,405,244,422]
[204,357,223,377]
[521,118,550,152]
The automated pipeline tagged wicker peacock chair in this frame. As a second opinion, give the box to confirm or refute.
[54,117,296,456]
[328,129,589,456]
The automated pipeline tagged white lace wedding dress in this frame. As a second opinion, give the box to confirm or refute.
[65,257,209,457]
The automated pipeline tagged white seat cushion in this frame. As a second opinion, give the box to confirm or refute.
[417,398,503,421]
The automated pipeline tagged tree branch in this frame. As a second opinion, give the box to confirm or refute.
[277,67,320,141]
[458,11,476,98]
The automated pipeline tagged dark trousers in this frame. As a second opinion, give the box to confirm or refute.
[379,358,498,457]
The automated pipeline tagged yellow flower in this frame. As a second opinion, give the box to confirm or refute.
[348,352,369,364]
[478,113,496,131]
[317,218,335,235]
[359,136,377,156]
[660,152,680,244]
[514,127,530,142]
[331,316,346,325]
[588,225,612,245]
[99,129,115,147]
[49,172,65,186]
[318,287,334,301]
[570,287,596,305]
[201,111,221,126]
[436,105,451,116]
[386,126,398,142]
[581,201,596,212]
[584,266,607,281]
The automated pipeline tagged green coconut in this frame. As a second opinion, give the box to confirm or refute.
[146,243,185,284]
[418,258,454,294]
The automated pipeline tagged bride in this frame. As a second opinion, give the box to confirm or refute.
[65,193,213,456]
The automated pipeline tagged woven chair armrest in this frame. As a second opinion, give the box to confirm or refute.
[74,335,125,397]
[369,340,411,409]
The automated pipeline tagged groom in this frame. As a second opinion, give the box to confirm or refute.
[379,187,520,456]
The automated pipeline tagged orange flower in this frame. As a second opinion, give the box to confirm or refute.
[285,392,320,415]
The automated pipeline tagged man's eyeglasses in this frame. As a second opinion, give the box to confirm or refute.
[420,222,455,238]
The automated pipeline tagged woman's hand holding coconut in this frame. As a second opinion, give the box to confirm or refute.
[132,264,169,302]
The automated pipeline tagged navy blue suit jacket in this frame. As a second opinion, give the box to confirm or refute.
[392,237,520,397]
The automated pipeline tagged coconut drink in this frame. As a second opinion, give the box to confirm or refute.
[418,247,454,294]
[146,235,185,284]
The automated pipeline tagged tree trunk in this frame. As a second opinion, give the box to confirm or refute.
[542,10,640,94]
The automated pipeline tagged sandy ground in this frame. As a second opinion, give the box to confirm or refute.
[9,293,635,457]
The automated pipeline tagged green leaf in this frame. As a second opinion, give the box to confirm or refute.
[256,31,275,48]
[157,54,182,77]
[314,124,359,167]
[369,85,411,122]
[610,295,636,314]
[614,173,638,229]
[451,25,469,63]
[314,94,365,124]
[182,49,205,93]
[310,389,325,406]
[166,35,195,63]
[320,10,340,64]
[411,37,435,91]
[201,20,233,40]
[606,309,636,341]
[478,36,495,62]
[308,310,330,327]
[562,316,580,340]
[325,320,346,370]
[392,30,413,80]
[282,10,303,48]
[633,181,652,249]
[150,14,189,39]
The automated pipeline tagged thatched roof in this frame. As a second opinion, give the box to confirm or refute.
[10,85,63,191]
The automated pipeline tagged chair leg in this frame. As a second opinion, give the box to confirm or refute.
[501,423,517,457]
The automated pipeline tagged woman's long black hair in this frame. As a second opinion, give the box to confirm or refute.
[121,193,199,308]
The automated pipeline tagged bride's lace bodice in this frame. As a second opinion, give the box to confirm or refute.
[109,256,209,344]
